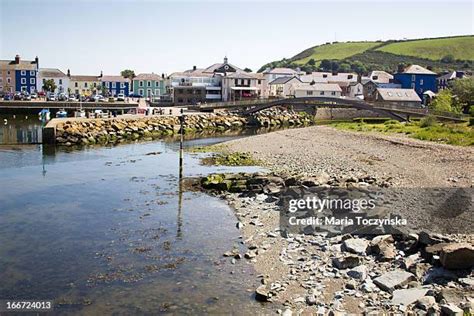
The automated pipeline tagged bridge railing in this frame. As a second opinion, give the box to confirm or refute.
[199,98,284,108]
[373,103,466,119]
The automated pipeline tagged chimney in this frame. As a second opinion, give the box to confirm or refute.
[224,56,228,64]
[193,65,197,71]
[14,55,20,64]
[67,69,70,77]
[100,70,103,77]
[161,73,165,79]
[35,56,39,65]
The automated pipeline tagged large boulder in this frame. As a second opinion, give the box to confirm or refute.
[439,243,474,270]
[373,270,416,293]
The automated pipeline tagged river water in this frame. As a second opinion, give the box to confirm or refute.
[0,124,274,314]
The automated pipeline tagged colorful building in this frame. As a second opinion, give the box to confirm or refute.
[0,55,39,93]
[132,73,166,98]
[393,65,437,97]
[68,70,100,96]
[38,68,69,94]
[100,75,130,96]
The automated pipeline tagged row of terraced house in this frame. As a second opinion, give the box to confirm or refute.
[0,54,469,106]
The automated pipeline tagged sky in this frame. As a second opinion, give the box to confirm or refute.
[0,0,473,75]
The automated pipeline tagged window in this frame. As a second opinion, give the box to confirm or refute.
[306,90,313,96]
[30,86,35,92]
[93,83,97,88]
[105,82,110,88]
[258,79,261,84]
[30,78,35,84]
[75,82,78,87]
[7,78,11,83]
[155,81,159,87]
[411,75,416,82]
[138,89,144,96]
[121,82,125,88]
[84,82,88,88]
[21,70,26,76]
[147,81,151,87]
[120,90,124,94]
[30,70,35,76]
[234,79,238,85]
[59,79,62,85]
[323,74,328,78]
[411,83,415,89]
[331,91,336,96]
[373,75,378,80]
[139,81,144,87]
[420,79,424,85]
[7,71,10,75]
[112,82,116,88]
[21,78,26,84]
[348,75,353,79]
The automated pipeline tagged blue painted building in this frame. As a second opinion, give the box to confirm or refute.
[393,65,437,98]
[100,75,130,96]
[0,55,39,93]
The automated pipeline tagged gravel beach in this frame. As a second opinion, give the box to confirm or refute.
[224,125,473,188]
[213,126,474,315]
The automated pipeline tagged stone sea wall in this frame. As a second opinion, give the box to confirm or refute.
[54,110,313,146]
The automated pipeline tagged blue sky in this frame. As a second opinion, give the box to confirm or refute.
[1,0,472,75]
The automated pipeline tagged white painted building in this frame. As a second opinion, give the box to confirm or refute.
[290,83,342,98]
[38,68,69,94]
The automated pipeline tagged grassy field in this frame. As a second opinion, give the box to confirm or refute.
[375,36,474,61]
[259,35,473,73]
[331,119,474,146]
[294,41,380,65]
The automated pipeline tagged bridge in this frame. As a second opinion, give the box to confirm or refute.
[193,97,467,122]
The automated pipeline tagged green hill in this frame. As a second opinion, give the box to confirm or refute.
[293,41,380,65]
[259,35,473,73]
[376,36,474,61]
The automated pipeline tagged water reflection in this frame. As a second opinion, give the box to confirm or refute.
[0,136,271,314]
[0,115,43,144]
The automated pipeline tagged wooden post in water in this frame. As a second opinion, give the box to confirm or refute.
[177,109,185,239]
[179,109,185,180]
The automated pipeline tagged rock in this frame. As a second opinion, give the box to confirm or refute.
[347,265,368,280]
[417,296,437,311]
[418,231,452,246]
[343,238,369,255]
[373,270,416,293]
[245,251,257,259]
[255,285,270,301]
[391,288,428,306]
[440,304,464,316]
[306,295,317,305]
[332,255,361,269]
[281,308,292,316]
[439,243,474,270]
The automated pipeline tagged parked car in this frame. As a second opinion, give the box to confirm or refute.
[68,95,78,102]
[129,93,142,98]
[3,94,13,101]
[108,97,115,102]
[58,93,68,101]
[21,92,31,101]
[78,95,87,102]
[47,93,57,101]
[94,94,105,102]
[30,92,38,99]
[116,93,125,101]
